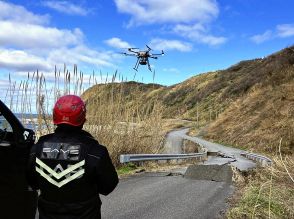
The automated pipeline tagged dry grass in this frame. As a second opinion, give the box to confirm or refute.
[227,140,294,219]
[227,157,294,219]
[82,81,166,166]
[4,67,165,167]
[205,66,294,154]
[161,118,194,131]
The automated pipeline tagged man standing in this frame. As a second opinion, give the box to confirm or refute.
[28,95,118,219]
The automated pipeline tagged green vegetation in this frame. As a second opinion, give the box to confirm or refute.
[117,163,138,175]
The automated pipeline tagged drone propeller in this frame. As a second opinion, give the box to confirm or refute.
[146,45,152,51]
[128,47,139,51]
[118,52,137,56]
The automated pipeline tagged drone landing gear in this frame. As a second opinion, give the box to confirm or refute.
[133,58,140,71]
[147,59,152,71]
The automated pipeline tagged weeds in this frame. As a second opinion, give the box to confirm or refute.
[4,66,165,167]
[227,140,294,219]
[117,163,138,175]
[83,82,165,166]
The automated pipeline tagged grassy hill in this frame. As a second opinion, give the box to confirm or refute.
[203,47,294,154]
[83,45,294,154]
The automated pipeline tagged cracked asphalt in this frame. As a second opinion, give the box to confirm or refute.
[101,128,251,219]
[181,128,256,171]
[101,172,234,219]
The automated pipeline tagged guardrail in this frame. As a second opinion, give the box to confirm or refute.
[120,152,207,163]
[241,152,272,167]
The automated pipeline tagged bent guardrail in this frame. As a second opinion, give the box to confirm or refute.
[241,152,272,167]
[120,152,207,163]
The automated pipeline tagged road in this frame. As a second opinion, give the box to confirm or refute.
[179,128,256,171]
[163,128,255,171]
[163,128,189,154]
[101,172,234,219]
[101,128,256,219]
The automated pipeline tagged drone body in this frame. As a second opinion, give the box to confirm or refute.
[122,45,164,71]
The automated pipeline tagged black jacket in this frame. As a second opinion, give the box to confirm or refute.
[27,126,118,219]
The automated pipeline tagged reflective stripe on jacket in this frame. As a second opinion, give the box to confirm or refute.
[27,125,118,219]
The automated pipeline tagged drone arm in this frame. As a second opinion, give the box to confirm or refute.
[150,50,164,56]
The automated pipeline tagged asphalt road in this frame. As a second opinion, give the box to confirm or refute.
[101,172,234,219]
[163,128,255,171]
[163,128,188,154]
[180,128,256,171]
[100,128,248,219]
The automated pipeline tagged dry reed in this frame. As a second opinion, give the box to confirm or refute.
[3,65,165,167]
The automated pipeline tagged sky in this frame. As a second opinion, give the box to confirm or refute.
[1,0,294,89]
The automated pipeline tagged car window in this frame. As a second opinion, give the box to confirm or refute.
[0,112,13,132]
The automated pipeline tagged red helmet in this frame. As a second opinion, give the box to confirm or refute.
[53,95,86,127]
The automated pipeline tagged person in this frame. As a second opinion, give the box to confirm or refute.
[27,95,118,219]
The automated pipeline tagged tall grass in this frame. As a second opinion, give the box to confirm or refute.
[4,66,165,167]
[227,140,294,219]
[83,81,165,166]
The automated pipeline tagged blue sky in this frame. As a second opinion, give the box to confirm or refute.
[1,0,294,88]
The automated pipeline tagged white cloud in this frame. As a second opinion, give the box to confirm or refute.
[43,1,89,16]
[277,24,294,38]
[47,46,114,68]
[0,1,49,25]
[0,1,115,73]
[199,35,227,46]
[114,0,226,47]
[0,49,51,72]
[149,38,192,52]
[250,30,272,44]
[173,24,227,46]
[114,0,219,25]
[250,24,294,44]
[104,37,132,49]
[0,21,83,49]
[174,23,206,34]
[0,45,114,73]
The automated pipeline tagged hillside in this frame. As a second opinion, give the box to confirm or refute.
[204,47,294,154]
[83,46,294,154]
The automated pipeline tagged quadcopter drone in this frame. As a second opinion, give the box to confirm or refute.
[121,45,164,71]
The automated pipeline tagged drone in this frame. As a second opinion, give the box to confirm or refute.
[121,45,164,71]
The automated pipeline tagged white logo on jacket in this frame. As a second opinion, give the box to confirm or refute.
[35,158,85,188]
